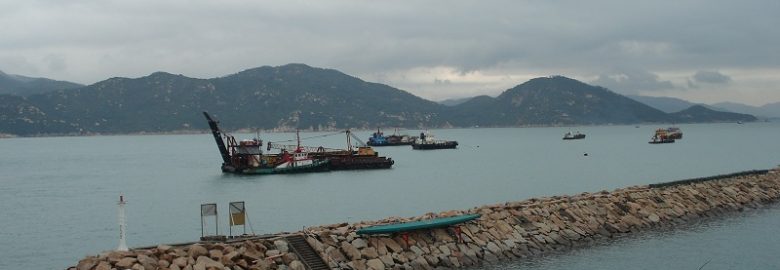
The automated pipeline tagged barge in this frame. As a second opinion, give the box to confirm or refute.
[411,131,458,150]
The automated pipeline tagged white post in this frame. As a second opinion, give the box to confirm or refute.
[117,195,128,251]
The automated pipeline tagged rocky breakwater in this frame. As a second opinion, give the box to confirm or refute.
[73,237,307,270]
[302,169,780,269]
[73,168,780,270]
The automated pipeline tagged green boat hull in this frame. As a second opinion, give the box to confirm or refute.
[356,214,481,235]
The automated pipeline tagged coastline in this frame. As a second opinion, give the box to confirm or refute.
[2,120,761,139]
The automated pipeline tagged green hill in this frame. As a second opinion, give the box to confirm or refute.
[0,65,758,136]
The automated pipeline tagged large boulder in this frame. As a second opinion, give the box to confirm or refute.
[137,254,158,270]
[76,257,97,270]
[187,245,209,258]
[115,257,138,269]
[340,242,361,260]
[352,238,368,249]
[366,258,385,270]
[289,260,305,270]
[194,256,224,270]
[361,247,379,259]
[380,238,403,253]
[326,246,347,262]
[274,240,289,253]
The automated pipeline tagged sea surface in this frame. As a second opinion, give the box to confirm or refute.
[1,123,779,270]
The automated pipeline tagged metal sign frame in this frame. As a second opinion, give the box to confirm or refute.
[228,201,246,237]
[200,203,218,237]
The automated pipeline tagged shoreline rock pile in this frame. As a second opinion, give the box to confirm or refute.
[73,168,780,270]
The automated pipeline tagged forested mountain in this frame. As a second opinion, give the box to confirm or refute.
[0,65,759,136]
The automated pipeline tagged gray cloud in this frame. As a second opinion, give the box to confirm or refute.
[591,69,675,94]
[693,71,731,84]
[0,0,778,104]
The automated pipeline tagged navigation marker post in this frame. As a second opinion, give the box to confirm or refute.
[117,195,128,251]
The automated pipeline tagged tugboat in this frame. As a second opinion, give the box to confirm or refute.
[649,128,675,144]
[563,131,586,140]
[411,131,458,150]
[203,112,329,174]
[367,128,417,146]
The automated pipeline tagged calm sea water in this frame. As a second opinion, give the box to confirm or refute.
[1,123,779,270]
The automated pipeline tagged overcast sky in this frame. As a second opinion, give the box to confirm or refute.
[1,0,778,105]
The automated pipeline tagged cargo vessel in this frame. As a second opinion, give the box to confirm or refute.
[411,131,458,150]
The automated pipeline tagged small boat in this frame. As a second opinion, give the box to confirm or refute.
[367,128,417,146]
[563,131,586,140]
[649,128,675,144]
[665,127,683,139]
[411,131,458,150]
[356,214,481,235]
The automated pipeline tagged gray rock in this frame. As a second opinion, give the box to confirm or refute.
[326,246,347,262]
[195,256,224,269]
[341,241,362,260]
[379,254,395,267]
[381,238,403,253]
[438,245,451,256]
[137,254,158,270]
[274,240,289,253]
[409,245,424,256]
[289,260,305,270]
[188,245,209,259]
[366,258,385,270]
[209,249,223,260]
[265,249,280,258]
[115,257,138,269]
[352,238,368,249]
[76,257,97,270]
[410,257,432,270]
[172,257,188,267]
[486,241,502,255]
[95,261,111,270]
[361,247,379,259]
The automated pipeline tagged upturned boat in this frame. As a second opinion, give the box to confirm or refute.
[356,214,481,235]
[411,131,458,150]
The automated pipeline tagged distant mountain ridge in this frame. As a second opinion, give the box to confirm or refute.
[0,65,758,136]
[627,95,700,113]
[712,101,780,118]
[447,76,682,126]
[670,105,755,123]
[0,70,83,96]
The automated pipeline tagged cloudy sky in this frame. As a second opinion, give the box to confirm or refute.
[1,0,778,105]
